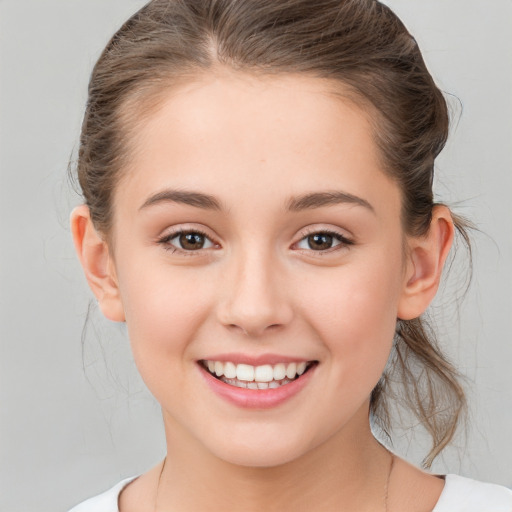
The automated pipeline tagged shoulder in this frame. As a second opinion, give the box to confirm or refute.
[68,477,138,512]
[433,474,512,512]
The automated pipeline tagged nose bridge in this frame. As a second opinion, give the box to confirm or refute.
[218,241,293,336]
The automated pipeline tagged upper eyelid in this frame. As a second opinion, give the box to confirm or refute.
[157,226,218,250]
[295,226,353,242]
[157,225,353,250]
[292,227,355,255]
[159,224,216,240]
[157,229,218,256]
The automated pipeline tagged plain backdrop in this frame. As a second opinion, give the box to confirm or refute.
[0,1,511,510]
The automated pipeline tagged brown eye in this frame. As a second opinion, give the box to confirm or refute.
[179,232,206,250]
[307,233,334,250]
[161,230,215,252]
[295,230,353,253]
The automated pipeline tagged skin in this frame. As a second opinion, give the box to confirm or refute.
[72,71,453,511]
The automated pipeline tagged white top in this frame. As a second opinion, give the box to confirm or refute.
[69,474,512,512]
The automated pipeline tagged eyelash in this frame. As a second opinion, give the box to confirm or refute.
[158,228,215,256]
[157,228,354,255]
[295,228,354,255]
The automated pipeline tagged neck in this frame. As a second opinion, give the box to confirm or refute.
[157,405,392,512]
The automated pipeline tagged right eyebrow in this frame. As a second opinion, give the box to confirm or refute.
[139,189,223,211]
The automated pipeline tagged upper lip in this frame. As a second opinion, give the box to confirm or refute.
[198,353,314,366]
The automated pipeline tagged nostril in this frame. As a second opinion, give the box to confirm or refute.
[225,322,284,337]
[227,324,248,335]
[215,275,294,336]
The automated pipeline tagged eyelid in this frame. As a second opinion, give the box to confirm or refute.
[157,225,221,255]
[156,224,353,256]
[293,226,354,253]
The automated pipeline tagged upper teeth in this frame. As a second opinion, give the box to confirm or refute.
[205,361,308,382]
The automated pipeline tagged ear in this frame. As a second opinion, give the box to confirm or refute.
[397,205,454,320]
[70,205,125,322]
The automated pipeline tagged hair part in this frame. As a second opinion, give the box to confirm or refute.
[75,0,471,465]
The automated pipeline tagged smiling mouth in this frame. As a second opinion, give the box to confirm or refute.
[200,360,317,389]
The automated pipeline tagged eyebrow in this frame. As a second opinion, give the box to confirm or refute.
[139,188,374,213]
[139,189,223,211]
[286,191,375,213]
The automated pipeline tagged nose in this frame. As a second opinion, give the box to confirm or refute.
[216,247,294,337]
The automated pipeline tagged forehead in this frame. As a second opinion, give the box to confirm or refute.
[115,72,401,221]
[129,71,373,166]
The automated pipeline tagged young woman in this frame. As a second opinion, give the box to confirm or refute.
[68,0,512,510]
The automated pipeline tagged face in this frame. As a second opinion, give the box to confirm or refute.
[109,72,410,467]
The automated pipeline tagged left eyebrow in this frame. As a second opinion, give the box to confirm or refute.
[286,191,375,213]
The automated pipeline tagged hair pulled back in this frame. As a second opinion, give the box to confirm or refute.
[76,0,467,467]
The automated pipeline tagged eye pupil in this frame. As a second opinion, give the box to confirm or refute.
[308,233,333,250]
[180,233,205,250]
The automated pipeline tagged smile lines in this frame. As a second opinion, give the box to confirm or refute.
[201,360,314,389]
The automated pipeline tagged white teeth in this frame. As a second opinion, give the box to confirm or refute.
[204,360,313,387]
[286,362,297,379]
[214,361,224,377]
[236,364,255,382]
[273,363,286,380]
[254,364,273,382]
[224,361,237,379]
[220,377,294,389]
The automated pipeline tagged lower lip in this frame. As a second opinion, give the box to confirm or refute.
[198,363,316,409]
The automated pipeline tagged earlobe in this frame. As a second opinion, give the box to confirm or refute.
[70,205,125,322]
[397,206,455,320]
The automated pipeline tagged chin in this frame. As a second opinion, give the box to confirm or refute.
[215,446,301,468]
[203,430,314,468]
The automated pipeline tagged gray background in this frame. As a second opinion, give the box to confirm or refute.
[0,1,511,510]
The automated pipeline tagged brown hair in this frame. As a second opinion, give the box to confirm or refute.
[76,0,469,466]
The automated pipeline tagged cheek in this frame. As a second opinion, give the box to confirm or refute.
[298,256,402,379]
[115,260,214,383]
